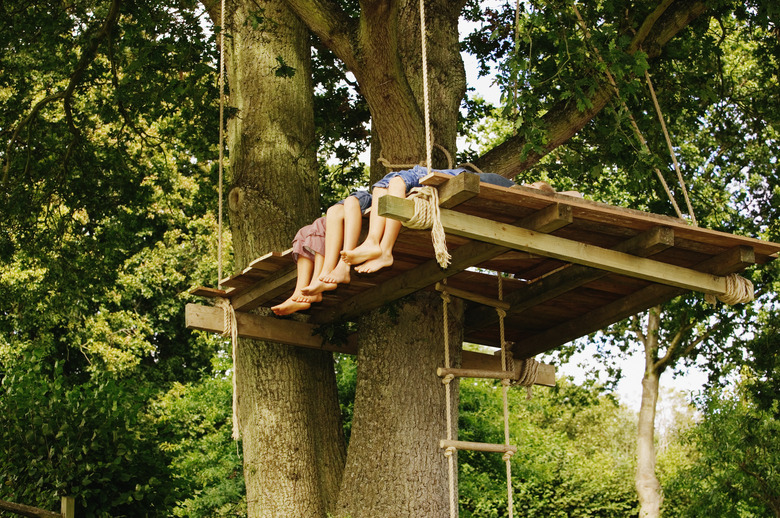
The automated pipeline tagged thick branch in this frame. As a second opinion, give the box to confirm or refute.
[474,0,708,178]
[2,0,123,187]
[283,0,359,70]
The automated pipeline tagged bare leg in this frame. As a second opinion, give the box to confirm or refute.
[317,194,363,285]
[341,183,395,266]
[302,203,346,295]
[355,176,405,273]
[272,255,322,315]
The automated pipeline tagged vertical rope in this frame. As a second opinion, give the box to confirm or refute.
[419,0,433,173]
[440,280,457,518]
[570,3,686,222]
[217,0,226,289]
[497,275,514,518]
[644,70,697,226]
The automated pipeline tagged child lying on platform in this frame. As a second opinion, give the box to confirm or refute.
[340,166,521,273]
[271,190,371,315]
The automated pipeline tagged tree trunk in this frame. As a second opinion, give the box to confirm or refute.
[636,308,663,518]
[210,1,346,516]
[335,291,463,517]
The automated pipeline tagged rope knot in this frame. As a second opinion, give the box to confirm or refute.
[440,291,451,304]
[502,450,515,462]
[406,186,451,268]
[706,274,754,306]
[496,308,507,319]
[442,373,455,385]
[444,446,456,457]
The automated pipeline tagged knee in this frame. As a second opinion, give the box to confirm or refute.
[327,204,345,220]
[388,176,406,194]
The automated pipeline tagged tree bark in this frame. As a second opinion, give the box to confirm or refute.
[207,1,346,516]
[334,291,463,517]
[636,307,664,518]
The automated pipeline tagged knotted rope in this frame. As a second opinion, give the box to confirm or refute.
[217,297,240,440]
[405,186,451,268]
[440,285,457,518]
[497,276,515,518]
[705,274,754,306]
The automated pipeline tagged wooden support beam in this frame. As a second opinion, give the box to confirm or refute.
[437,171,481,208]
[185,304,556,385]
[312,201,572,324]
[440,439,517,455]
[229,265,297,311]
[185,303,358,354]
[510,245,756,358]
[466,226,676,330]
[380,196,736,296]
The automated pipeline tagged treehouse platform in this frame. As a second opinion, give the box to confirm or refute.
[187,171,780,365]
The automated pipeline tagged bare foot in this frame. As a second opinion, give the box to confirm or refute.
[301,275,338,296]
[321,260,351,284]
[272,296,311,316]
[293,292,322,304]
[341,241,382,266]
[355,253,394,273]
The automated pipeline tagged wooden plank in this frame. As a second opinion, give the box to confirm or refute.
[230,265,297,311]
[190,286,230,298]
[312,202,573,324]
[437,171,481,208]
[185,303,358,354]
[380,196,734,296]
[465,226,675,330]
[510,245,756,358]
[421,172,780,261]
[440,439,516,454]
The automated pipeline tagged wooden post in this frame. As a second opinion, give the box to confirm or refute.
[60,497,75,518]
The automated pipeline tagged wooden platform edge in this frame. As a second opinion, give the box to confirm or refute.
[185,304,556,386]
[185,303,358,354]
[380,196,739,297]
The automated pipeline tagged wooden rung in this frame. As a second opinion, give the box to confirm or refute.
[435,282,510,310]
[190,286,230,298]
[439,439,517,455]
[437,367,515,380]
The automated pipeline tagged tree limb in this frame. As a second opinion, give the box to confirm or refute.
[283,0,359,71]
[473,0,708,178]
[2,0,123,187]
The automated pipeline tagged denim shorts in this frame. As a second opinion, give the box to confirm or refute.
[336,189,372,211]
[371,165,468,192]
